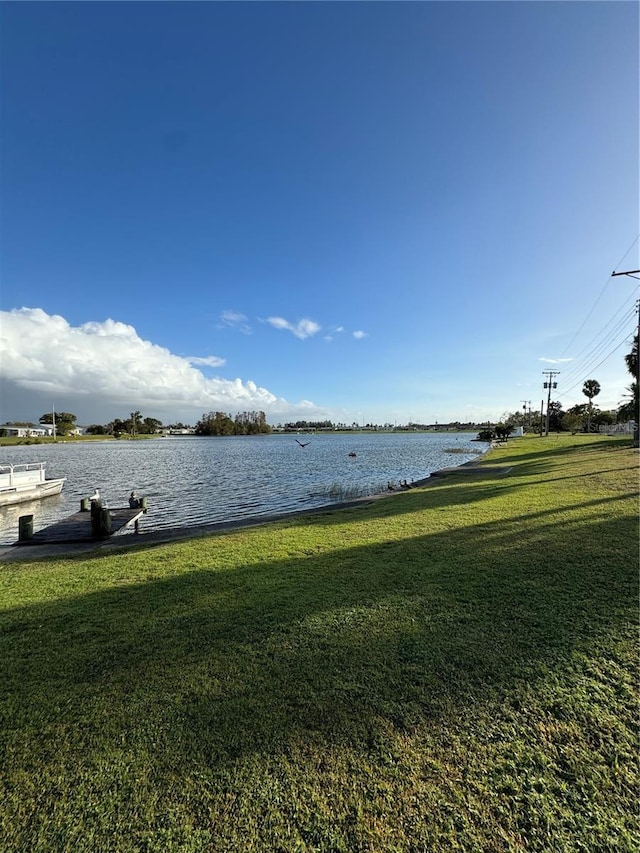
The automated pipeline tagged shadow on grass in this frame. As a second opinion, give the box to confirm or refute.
[486,436,635,469]
[1,492,637,776]
[282,480,637,532]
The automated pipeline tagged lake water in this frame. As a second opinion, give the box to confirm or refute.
[0,432,485,544]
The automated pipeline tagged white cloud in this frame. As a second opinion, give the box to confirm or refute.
[539,357,574,364]
[323,325,345,343]
[266,316,321,340]
[220,309,252,334]
[188,356,226,368]
[353,330,367,339]
[0,308,321,421]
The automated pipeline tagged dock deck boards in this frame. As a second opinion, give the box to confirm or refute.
[19,507,144,546]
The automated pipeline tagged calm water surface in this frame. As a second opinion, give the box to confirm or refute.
[0,433,485,544]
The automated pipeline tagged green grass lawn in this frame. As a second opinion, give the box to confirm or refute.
[0,435,638,852]
[0,434,156,446]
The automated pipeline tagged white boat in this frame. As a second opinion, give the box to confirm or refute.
[0,462,66,507]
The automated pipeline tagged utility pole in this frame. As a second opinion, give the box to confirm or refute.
[612,269,640,444]
[521,400,531,430]
[611,269,640,278]
[542,371,559,436]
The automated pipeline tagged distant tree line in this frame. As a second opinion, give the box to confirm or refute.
[283,420,334,430]
[36,411,181,437]
[195,411,271,436]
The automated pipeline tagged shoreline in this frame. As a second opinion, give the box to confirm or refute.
[0,442,498,561]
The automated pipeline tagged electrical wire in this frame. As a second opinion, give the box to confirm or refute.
[564,294,636,365]
[560,302,637,387]
[559,233,639,359]
[615,233,640,268]
[562,330,636,397]
[535,236,639,411]
[558,306,636,392]
[562,329,634,390]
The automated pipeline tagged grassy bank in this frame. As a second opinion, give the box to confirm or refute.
[0,434,159,446]
[0,435,637,852]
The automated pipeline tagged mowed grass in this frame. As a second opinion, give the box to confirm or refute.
[0,435,637,852]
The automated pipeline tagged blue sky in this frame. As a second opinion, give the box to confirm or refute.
[1,1,638,427]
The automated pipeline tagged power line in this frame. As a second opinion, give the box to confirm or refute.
[559,309,635,392]
[615,235,640,269]
[564,294,636,367]
[559,233,639,359]
[560,303,637,387]
[532,240,639,419]
[562,330,636,397]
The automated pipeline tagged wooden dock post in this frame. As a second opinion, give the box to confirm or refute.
[98,507,112,539]
[18,515,34,542]
[90,500,111,539]
[90,506,111,540]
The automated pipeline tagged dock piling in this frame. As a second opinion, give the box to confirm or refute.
[90,501,112,539]
[18,515,34,542]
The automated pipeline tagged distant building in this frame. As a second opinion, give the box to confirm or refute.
[0,424,88,437]
[0,425,51,437]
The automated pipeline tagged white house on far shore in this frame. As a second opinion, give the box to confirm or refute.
[0,425,52,437]
[0,424,86,437]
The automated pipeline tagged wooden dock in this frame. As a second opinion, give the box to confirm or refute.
[17,507,145,546]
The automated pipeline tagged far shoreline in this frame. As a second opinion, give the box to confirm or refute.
[0,429,484,448]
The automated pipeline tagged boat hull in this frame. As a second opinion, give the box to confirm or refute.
[0,478,66,507]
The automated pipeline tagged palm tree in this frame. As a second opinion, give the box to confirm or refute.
[618,383,639,423]
[624,333,638,380]
[582,379,601,433]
